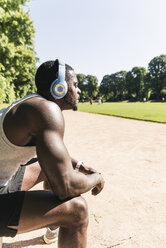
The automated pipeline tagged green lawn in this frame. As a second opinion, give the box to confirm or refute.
[1,102,166,123]
[78,102,166,123]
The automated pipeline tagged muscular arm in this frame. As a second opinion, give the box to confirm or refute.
[34,102,103,200]
[71,157,97,174]
[70,157,77,169]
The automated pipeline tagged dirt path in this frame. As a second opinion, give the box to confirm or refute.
[3,111,166,248]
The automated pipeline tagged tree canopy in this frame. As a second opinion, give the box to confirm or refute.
[126,67,146,101]
[0,0,37,103]
[99,55,166,102]
[147,55,166,100]
[0,1,165,103]
[77,73,99,100]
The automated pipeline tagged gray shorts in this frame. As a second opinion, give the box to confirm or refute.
[0,157,39,237]
[0,165,26,237]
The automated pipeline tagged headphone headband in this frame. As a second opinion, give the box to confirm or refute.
[57,59,65,82]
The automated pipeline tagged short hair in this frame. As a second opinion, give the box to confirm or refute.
[35,59,74,94]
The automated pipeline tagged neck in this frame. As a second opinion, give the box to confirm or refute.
[38,91,71,111]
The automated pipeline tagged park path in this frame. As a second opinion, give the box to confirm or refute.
[3,110,166,248]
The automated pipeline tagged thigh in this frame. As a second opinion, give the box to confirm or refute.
[12,190,83,234]
[21,158,47,191]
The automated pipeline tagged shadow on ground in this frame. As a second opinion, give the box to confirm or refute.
[3,236,45,247]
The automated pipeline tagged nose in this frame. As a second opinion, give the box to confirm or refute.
[78,87,81,94]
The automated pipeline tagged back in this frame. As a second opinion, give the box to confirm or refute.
[0,94,40,187]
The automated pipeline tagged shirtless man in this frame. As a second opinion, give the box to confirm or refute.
[0,59,104,248]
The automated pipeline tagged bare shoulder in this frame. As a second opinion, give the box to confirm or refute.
[18,97,65,136]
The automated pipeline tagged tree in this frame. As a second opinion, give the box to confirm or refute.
[99,75,111,100]
[85,75,98,98]
[112,71,127,101]
[126,67,146,101]
[77,73,88,99]
[0,0,37,101]
[0,74,15,104]
[99,71,127,101]
[147,55,166,100]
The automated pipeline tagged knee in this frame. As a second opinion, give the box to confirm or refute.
[69,196,89,227]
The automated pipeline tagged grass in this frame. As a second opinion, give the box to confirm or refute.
[1,102,166,123]
[78,101,166,123]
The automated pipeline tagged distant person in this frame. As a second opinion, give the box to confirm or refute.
[90,98,93,105]
[98,98,101,104]
[0,59,105,247]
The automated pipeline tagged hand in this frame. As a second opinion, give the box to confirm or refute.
[91,174,105,196]
[79,164,97,175]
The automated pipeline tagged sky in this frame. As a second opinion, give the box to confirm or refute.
[27,0,166,83]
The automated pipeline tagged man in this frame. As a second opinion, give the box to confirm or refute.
[0,59,104,248]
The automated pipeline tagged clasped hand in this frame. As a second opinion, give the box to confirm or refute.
[78,163,105,195]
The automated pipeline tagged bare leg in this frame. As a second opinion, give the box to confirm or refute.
[21,160,59,231]
[20,159,46,191]
[9,160,88,247]
[10,191,88,248]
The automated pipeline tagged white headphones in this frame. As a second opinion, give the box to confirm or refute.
[50,59,68,99]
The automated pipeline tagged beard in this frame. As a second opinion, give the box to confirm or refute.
[64,91,78,110]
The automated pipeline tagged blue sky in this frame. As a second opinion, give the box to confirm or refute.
[27,0,166,83]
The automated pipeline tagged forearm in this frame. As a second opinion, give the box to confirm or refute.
[36,132,101,200]
[66,170,101,198]
[71,157,78,169]
[39,154,101,199]
[71,158,96,174]
[46,168,101,200]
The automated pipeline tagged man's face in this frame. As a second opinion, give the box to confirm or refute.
[64,70,81,110]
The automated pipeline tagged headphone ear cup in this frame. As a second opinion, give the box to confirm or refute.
[50,79,68,99]
[50,59,68,99]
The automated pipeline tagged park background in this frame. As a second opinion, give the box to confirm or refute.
[1,0,166,112]
[1,1,166,248]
